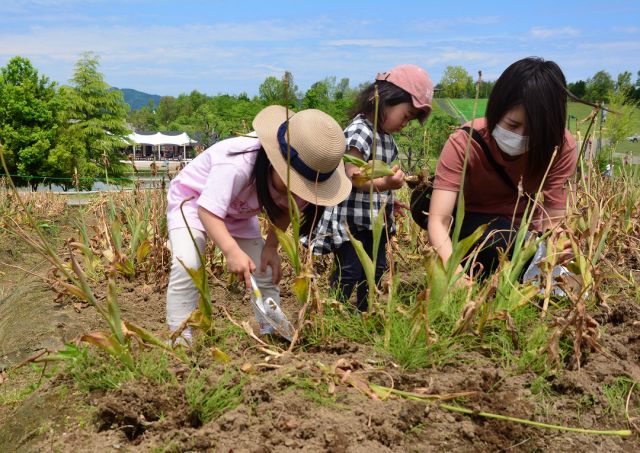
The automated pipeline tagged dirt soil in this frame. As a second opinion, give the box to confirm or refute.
[1,211,639,452]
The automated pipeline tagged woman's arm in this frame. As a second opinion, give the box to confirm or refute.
[346,147,405,192]
[198,206,255,289]
[427,189,459,269]
[540,206,565,231]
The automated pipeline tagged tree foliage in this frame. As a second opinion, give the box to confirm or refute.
[567,80,587,99]
[586,70,615,103]
[395,111,459,172]
[2,56,638,190]
[301,76,357,126]
[51,52,131,189]
[439,66,474,99]
[0,56,60,188]
[129,100,158,131]
[258,71,299,108]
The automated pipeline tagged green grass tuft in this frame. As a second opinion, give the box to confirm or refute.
[185,369,247,425]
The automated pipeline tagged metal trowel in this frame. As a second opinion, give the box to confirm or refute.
[249,274,294,341]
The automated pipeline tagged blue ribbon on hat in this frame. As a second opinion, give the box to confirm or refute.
[277,121,336,182]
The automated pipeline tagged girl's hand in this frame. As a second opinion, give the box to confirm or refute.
[393,200,410,216]
[260,244,282,284]
[382,165,405,190]
[226,248,256,290]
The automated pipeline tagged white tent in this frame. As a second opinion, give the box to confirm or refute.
[128,132,195,146]
[128,132,196,160]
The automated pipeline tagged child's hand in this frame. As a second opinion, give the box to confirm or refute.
[260,244,282,284]
[454,272,474,289]
[393,200,410,216]
[382,165,405,190]
[226,248,256,290]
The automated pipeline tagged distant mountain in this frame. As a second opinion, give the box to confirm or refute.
[116,88,162,111]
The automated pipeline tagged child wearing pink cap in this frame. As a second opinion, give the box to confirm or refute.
[308,64,434,311]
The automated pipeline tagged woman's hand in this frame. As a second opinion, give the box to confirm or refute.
[552,234,574,265]
[260,244,282,284]
[226,248,256,290]
[427,189,458,265]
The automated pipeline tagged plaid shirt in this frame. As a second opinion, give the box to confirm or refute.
[307,114,398,255]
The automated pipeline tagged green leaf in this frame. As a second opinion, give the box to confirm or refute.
[342,154,367,167]
[178,261,212,322]
[106,277,125,345]
[292,275,310,304]
[124,321,173,352]
[274,226,301,273]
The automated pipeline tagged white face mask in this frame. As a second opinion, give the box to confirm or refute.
[492,124,528,156]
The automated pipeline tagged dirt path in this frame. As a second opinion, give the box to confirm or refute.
[0,246,89,370]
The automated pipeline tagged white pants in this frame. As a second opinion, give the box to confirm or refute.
[166,228,281,338]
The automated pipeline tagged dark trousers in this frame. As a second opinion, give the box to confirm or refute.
[330,229,388,312]
[458,212,518,276]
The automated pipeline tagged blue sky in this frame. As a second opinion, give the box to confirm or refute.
[1,0,639,97]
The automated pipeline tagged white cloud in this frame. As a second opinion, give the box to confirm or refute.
[457,16,501,25]
[578,40,640,52]
[530,26,580,39]
[254,63,287,75]
[612,26,639,34]
[0,8,636,97]
[321,39,418,48]
[408,16,501,32]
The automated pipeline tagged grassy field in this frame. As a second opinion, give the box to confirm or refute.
[446,98,640,156]
[447,98,488,120]
[448,99,640,132]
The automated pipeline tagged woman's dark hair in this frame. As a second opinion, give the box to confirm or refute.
[350,80,423,127]
[251,147,325,235]
[486,57,568,177]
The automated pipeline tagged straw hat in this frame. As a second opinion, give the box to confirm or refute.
[253,105,352,206]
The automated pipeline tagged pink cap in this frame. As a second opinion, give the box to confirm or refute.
[375,64,433,123]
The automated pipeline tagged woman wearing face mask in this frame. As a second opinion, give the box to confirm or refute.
[427,57,578,277]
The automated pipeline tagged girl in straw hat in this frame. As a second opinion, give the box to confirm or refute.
[308,64,434,312]
[165,106,351,343]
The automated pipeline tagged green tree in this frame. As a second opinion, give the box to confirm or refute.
[52,52,131,189]
[301,80,330,110]
[567,80,587,98]
[395,111,458,172]
[633,70,640,102]
[258,71,299,107]
[585,70,614,103]
[439,66,473,99]
[156,96,178,128]
[129,100,158,131]
[601,88,635,164]
[478,80,496,98]
[0,56,60,188]
[300,76,357,126]
[614,71,634,102]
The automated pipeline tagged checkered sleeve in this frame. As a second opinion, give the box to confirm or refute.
[345,120,374,160]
